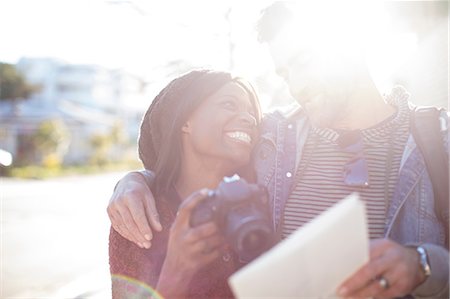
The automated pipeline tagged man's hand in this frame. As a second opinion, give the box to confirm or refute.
[107,172,162,249]
[337,238,426,299]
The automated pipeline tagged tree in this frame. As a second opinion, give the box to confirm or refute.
[0,62,39,101]
[32,119,70,167]
[90,122,128,166]
[89,133,112,166]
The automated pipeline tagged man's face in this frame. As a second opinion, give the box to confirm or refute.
[267,26,360,128]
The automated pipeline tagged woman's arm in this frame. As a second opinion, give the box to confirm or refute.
[107,166,257,250]
[109,226,163,299]
[110,189,225,299]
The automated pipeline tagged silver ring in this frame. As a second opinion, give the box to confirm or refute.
[378,277,389,290]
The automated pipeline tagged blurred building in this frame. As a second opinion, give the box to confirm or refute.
[386,1,448,108]
[0,57,146,165]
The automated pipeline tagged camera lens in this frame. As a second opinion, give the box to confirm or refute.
[232,219,272,262]
[241,230,267,254]
[193,176,274,263]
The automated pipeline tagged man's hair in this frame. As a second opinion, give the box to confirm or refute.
[138,69,261,196]
[257,2,368,44]
[257,1,293,43]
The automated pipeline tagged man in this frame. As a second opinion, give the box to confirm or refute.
[107,2,448,298]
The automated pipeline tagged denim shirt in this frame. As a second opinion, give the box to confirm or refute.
[253,107,449,298]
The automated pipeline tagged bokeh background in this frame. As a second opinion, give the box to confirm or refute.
[0,1,448,298]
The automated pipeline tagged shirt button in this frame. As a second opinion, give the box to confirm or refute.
[287,124,293,129]
[286,172,292,178]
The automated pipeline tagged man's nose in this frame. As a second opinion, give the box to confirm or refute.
[275,67,290,82]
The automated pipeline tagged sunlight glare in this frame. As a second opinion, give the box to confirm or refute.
[271,1,419,88]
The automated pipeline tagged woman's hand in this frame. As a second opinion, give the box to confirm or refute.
[107,171,162,249]
[337,238,426,299]
[157,189,225,296]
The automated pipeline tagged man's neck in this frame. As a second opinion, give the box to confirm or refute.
[331,83,396,131]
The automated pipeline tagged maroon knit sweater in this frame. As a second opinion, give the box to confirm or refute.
[109,192,238,299]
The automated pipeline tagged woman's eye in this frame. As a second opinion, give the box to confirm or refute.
[221,100,237,110]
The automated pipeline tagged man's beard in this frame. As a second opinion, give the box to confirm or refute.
[305,95,350,129]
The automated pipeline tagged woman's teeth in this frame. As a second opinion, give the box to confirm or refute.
[226,131,252,144]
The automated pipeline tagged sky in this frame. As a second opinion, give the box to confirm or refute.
[2,0,444,109]
[0,0,273,78]
[0,0,423,75]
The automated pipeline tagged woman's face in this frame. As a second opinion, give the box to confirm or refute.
[182,81,258,169]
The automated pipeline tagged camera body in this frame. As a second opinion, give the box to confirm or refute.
[190,175,274,262]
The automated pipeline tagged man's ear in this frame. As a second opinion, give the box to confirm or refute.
[181,121,191,133]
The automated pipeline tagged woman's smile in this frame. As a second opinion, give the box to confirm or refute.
[224,130,253,146]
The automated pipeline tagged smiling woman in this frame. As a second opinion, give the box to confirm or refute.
[181,81,258,172]
[138,69,261,197]
[109,69,262,298]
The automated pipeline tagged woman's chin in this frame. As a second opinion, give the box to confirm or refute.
[224,154,251,171]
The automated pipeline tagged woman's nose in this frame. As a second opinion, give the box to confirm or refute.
[238,111,257,127]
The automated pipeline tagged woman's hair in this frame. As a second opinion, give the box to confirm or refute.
[138,69,261,196]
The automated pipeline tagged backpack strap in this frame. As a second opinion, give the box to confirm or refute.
[411,106,449,247]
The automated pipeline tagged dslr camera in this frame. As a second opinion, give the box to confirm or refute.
[190,175,274,262]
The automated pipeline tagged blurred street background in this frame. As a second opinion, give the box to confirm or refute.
[1,172,124,298]
[0,0,448,298]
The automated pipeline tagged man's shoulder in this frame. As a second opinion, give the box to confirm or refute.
[259,104,309,142]
[262,103,306,123]
[409,105,449,156]
[439,109,449,131]
[409,104,449,132]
